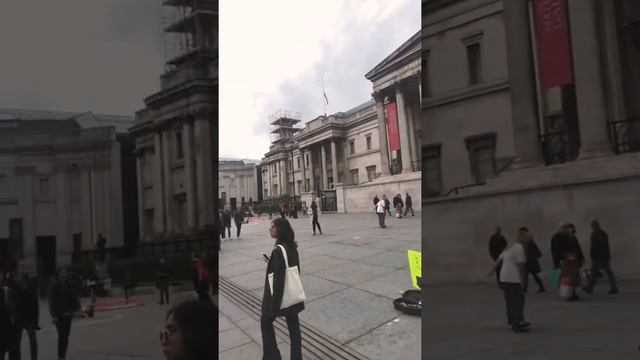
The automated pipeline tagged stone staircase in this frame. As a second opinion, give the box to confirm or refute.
[452,151,640,198]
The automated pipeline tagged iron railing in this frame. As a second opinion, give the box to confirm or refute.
[540,131,578,165]
[445,182,487,197]
[610,117,640,154]
[389,163,402,175]
[411,160,422,172]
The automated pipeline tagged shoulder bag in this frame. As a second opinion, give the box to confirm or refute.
[268,245,306,309]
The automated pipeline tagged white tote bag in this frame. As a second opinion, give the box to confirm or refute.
[268,245,306,309]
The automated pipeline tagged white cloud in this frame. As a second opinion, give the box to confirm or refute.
[219,0,419,160]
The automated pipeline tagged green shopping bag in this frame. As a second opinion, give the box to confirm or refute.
[551,269,561,289]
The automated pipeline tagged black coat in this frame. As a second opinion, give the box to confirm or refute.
[0,285,10,352]
[373,196,379,206]
[489,233,507,261]
[48,282,80,318]
[222,212,232,227]
[405,195,412,207]
[525,240,542,274]
[262,243,305,317]
[590,229,611,264]
[393,196,403,207]
[551,232,584,268]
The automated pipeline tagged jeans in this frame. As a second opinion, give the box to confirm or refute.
[586,261,618,292]
[523,271,545,292]
[261,314,302,360]
[377,212,386,227]
[225,226,231,238]
[501,283,525,326]
[404,206,414,216]
[312,216,322,234]
[236,223,242,237]
[55,316,72,359]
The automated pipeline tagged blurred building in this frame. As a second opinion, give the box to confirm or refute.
[218,159,259,210]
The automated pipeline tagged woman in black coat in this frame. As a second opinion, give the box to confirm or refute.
[261,218,304,360]
[519,227,545,293]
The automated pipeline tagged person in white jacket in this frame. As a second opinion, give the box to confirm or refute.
[376,199,387,228]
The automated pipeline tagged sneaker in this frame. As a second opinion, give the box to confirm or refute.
[512,324,529,333]
[518,321,531,328]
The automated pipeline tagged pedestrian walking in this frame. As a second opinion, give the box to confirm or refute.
[192,259,211,302]
[16,273,39,360]
[49,268,81,360]
[234,210,245,239]
[301,201,308,218]
[488,230,531,333]
[218,209,226,240]
[376,197,387,228]
[223,210,232,239]
[123,270,136,302]
[383,195,392,216]
[279,203,286,218]
[0,269,20,360]
[160,300,217,360]
[261,218,305,360]
[0,268,10,359]
[309,201,322,235]
[489,226,507,287]
[551,223,585,301]
[404,193,414,216]
[519,227,545,293]
[393,194,404,218]
[200,253,217,296]
[582,220,618,295]
[156,259,170,305]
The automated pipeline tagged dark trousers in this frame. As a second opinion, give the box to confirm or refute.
[159,284,170,304]
[386,207,391,215]
[312,217,322,234]
[377,212,386,227]
[404,206,414,216]
[225,226,231,238]
[220,228,226,239]
[260,314,302,360]
[523,271,545,292]
[17,323,38,360]
[236,223,242,237]
[586,261,618,292]
[55,316,72,359]
[1,324,21,360]
[494,263,502,288]
[501,283,525,326]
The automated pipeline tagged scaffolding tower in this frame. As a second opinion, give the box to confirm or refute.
[161,0,217,71]
[269,110,301,145]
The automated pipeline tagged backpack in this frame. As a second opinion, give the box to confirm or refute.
[393,289,421,316]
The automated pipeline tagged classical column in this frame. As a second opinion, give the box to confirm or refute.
[161,130,173,233]
[267,163,272,198]
[183,121,197,230]
[153,132,166,233]
[22,174,35,259]
[320,143,328,190]
[343,140,350,181]
[395,85,413,173]
[308,148,315,192]
[503,0,543,168]
[330,140,338,186]
[135,150,145,239]
[568,0,612,158]
[56,171,71,256]
[300,148,307,192]
[193,114,215,227]
[374,91,391,175]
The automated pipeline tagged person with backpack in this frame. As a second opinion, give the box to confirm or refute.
[261,218,305,360]
[234,210,245,239]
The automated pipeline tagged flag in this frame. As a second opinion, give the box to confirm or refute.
[323,90,329,105]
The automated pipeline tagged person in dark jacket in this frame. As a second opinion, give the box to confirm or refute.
[234,210,245,239]
[373,195,379,212]
[218,209,226,240]
[489,226,508,286]
[0,269,9,358]
[157,258,171,305]
[16,273,39,360]
[261,218,304,360]
[519,227,545,293]
[583,220,618,295]
[552,223,585,301]
[404,193,414,216]
[223,210,232,239]
[1,269,21,360]
[310,201,322,235]
[49,268,81,360]
[393,194,404,218]
[383,195,392,216]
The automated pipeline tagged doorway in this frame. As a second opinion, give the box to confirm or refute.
[36,236,57,281]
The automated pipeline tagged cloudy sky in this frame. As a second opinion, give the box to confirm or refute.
[0,0,164,116]
[220,0,419,160]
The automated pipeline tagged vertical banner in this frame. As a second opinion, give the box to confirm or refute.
[385,102,401,152]
[532,0,574,90]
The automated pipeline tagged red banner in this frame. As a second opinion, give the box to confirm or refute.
[385,102,400,152]
[532,0,574,90]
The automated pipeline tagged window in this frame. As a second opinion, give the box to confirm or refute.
[297,180,302,194]
[175,131,184,160]
[466,43,481,85]
[349,140,355,155]
[366,166,376,181]
[221,192,226,204]
[297,157,301,169]
[305,179,310,192]
[38,178,50,200]
[422,145,443,198]
[305,154,309,167]
[144,209,154,236]
[465,134,496,184]
[366,135,372,150]
[422,49,431,97]
[174,195,187,231]
[274,165,278,175]
[350,169,359,184]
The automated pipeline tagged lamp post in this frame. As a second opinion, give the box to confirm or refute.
[287,140,298,218]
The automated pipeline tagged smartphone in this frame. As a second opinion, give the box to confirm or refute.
[261,253,270,262]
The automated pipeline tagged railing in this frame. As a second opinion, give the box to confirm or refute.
[389,163,402,175]
[445,182,487,197]
[411,160,422,172]
[540,131,578,165]
[610,117,640,154]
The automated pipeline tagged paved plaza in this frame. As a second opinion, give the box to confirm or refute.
[218,212,422,360]
[423,280,640,359]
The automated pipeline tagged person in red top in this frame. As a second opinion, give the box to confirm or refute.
[192,259,211,302]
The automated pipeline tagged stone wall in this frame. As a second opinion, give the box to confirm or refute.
[423,173,640,284]
[337,172,421,213]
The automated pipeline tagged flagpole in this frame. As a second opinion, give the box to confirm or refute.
[322,75,327,116]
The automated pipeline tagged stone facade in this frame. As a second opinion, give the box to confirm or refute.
[218,160,259,210]
[422,0,640,283]
[259,31,423,213]
[0,109,137,276]
[130,0,217,241]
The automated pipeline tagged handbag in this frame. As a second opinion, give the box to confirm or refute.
[268,245,306,310]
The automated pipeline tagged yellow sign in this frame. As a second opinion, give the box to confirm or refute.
[407,250,422,289]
